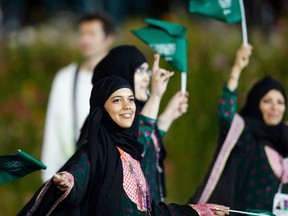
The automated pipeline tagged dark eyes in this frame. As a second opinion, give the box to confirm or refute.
[262,99,285,105]
[112,99,121,103]
[112,97,135,103]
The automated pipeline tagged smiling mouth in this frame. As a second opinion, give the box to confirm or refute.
[120,113,132,118]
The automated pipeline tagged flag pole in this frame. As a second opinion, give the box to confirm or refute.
[239,0,248,46]
[181,72,187,93]
[229,209,267,216]
[46,168,60,178]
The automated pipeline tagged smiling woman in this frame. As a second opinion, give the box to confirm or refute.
[18,76,229,216]
[259,89,286,126]
[190,44,288,214]
[104,88,136,128]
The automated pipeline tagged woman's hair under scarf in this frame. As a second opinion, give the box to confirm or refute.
[240,75,288,156]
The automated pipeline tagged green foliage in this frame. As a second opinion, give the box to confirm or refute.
[1,12,288,214]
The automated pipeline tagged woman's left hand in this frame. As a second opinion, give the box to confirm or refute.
[151,53,174,99]
[166,91,189,120]
[211,205,230,216]
[157,91,189,132]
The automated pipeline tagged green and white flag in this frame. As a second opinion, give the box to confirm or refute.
[189,0,242,24]
[132,18,188,92]
[189,0,248,45]
[0,149,55,184]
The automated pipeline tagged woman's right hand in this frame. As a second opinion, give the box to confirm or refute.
[227,44,252,91]
[233,44,252,72]
[53,171,74,192]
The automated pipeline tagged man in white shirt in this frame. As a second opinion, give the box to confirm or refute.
[41,12,116,181]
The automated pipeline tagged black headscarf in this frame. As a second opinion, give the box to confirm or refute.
[80,75,143,214]
[240,75,288,156]
[76,46,146,148]
[87,75,143,161]
[92,45,147,110]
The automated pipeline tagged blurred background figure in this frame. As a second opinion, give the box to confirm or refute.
[191,44,288,213]
[41,11,116,182]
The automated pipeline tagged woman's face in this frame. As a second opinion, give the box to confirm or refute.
[104,88,136,128]
[134,62,151,102]
[259,89,286,125]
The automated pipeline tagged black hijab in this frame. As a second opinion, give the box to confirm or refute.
[87,75,143,161]
[76,46,146,148]
[80,75,143,214]
[92,45,147,110]
[240,75,288,156]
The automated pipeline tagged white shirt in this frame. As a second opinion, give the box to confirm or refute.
[41,63,93,181]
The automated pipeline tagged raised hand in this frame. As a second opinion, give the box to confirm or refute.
[228,44,253,91]
[151,53,174,99]
[233,44,252,72]
[141,54,174,120]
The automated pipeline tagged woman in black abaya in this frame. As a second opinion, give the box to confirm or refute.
[19,76,229,216]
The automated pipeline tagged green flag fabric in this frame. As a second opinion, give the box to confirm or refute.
[132,18,188,72]
[0,150,47,184]
[189,0,242,24]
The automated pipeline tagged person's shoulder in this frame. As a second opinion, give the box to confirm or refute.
[57,63,78,76]
[50,63,78,87]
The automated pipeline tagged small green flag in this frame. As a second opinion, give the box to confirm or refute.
[189,0,242,24]
[132,18,188,72]
[0,150,47,185]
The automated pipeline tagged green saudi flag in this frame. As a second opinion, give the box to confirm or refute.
[189,0,242,24]
[0,150,47,184]
[132,18,188,72]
